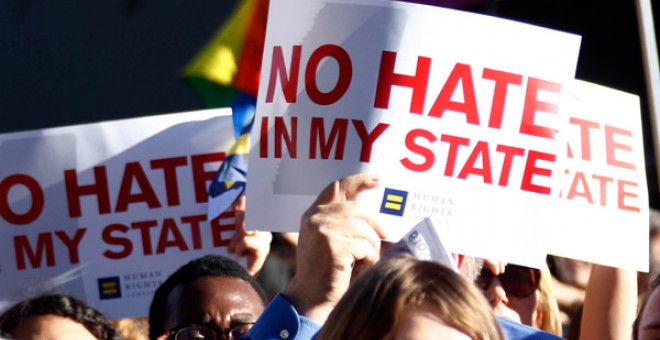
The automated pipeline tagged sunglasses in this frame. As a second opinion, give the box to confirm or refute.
[475,264,540,298]
[163,322,255,340]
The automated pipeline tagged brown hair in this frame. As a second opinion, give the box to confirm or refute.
[113,317,149,340]
[0,294,122,340]
[317,254,503,340]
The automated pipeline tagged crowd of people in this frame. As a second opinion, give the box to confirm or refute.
[0,173,656,339]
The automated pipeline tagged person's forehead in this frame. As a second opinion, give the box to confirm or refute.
[165,276,264,328]
[186,276,258,296]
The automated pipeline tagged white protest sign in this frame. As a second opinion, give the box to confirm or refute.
[0,109,243,319]
[543,80,649,271]
[246,0,581,267]
[383,217,459,272]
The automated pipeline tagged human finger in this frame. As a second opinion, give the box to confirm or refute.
[484,259,507,275]
[315,201,387,240]
[227,229,243,254]
[234,231,272,256]
[313,173,379,205]
[327,216,382,253]
[228,194,249,254]
[344,237,380,267]
[232,194,247,212]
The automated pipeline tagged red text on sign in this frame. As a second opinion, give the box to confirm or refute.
[373,51,561,139]
[259,116,389,162]
[568,117,636,169]
[63,152,223,218]
[0,174,45,225]
[13,228,87,270]
[101,212,236,260]
[266,44,352,105]
[400,128,555,195]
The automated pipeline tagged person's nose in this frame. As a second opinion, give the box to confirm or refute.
[485,277,508,307]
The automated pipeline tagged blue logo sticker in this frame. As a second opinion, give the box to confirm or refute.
[98,277,121,300]
[380,188,408,216]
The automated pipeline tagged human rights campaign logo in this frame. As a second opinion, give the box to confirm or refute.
[98,277,121,300]
[380,188,408,216]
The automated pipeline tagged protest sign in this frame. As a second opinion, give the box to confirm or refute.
[383,217,458,272]
[0,109,241,319]
[245,0,581,267]
[543,80,649,271]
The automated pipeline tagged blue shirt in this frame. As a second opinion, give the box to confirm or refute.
[244,294,565,340]
[243,295,320,340]
[498,317,564,340]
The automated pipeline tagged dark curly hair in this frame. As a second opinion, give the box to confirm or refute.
[0,294,122,339]
[148,254,267,340]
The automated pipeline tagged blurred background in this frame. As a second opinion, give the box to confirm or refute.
[0,0,658,207]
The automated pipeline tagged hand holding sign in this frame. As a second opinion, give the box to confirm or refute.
[246,0,583,269]
[227,195,273,277]
[283,173,385,324]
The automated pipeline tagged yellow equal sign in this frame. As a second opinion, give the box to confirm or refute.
[385,194,404,210]
[102,281,118,295]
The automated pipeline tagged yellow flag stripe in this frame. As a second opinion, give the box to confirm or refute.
[184,0,257,85]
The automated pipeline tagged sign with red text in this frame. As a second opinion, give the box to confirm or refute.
[544,80,649,271]
[245,0,581,267]
[0,109,243,319]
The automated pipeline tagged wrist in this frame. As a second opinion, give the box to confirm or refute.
[283,276,335,324]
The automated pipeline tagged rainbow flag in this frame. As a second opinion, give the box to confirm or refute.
[184,0,269,218]
[208,116,254,218]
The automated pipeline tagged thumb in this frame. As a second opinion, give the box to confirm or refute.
[313,174,380,205]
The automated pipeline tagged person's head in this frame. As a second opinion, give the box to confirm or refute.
[148,254,267,340]
[476,263,541,327]
[634,273,660,340]
[0,294,121,340]
[317,254,503,340]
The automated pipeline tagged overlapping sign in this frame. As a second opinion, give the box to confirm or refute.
[246,0,582,267]
[0,109,242,318]
[545,80,649,271]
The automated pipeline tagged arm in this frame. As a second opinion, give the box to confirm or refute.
[578,264,637,340]
[282,173,385,324]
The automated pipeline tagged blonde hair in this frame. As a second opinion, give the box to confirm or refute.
[535,265,563,336]
[112,317,149,340]
[318,254,503,340]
